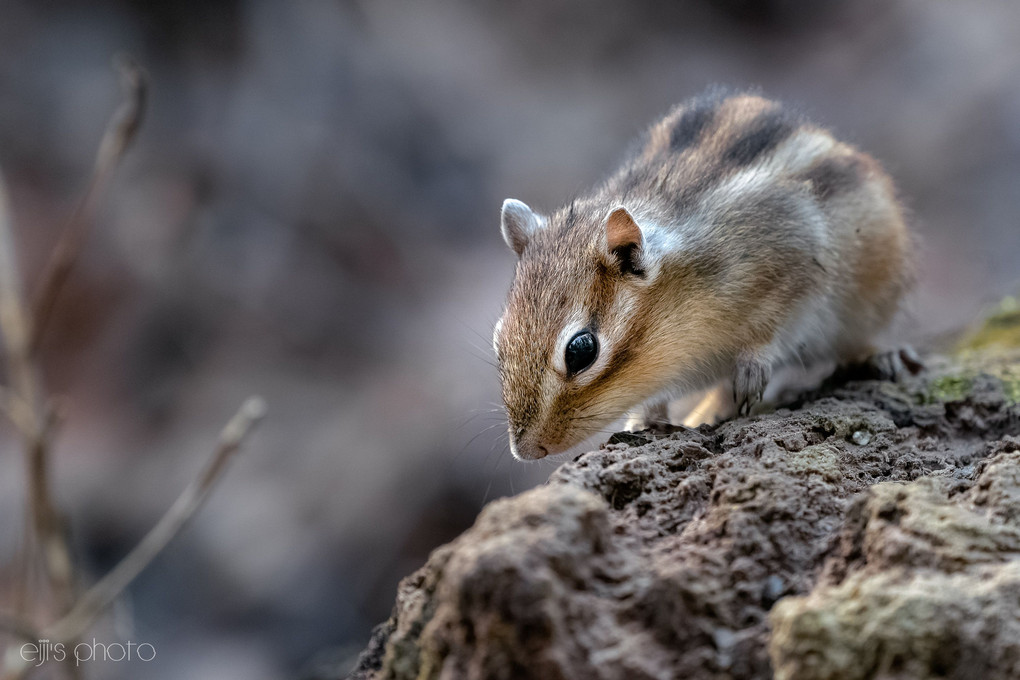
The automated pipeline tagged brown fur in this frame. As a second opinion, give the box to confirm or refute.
[495,92,912,459]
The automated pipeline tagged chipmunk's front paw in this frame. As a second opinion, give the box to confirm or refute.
[733,354,772,416]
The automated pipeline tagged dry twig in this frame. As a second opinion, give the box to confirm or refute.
[0,56,147,625]
[45,397,266,643]
[0,58,264,680]
[0,169,73,617]
[1,398,264,679]
[30,55,147,353]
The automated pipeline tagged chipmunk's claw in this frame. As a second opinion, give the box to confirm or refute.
[733,354,771,418]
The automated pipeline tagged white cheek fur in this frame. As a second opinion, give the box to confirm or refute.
[492,316,504,354]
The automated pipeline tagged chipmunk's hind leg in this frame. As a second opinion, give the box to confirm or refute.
[841,346,924,382]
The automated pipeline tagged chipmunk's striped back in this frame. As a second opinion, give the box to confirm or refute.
[609,93,856,210]
[494,92,913,460]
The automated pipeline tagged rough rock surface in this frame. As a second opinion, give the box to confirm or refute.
[346,312,1020,680]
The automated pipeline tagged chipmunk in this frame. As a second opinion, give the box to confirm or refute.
[493,91,915,460]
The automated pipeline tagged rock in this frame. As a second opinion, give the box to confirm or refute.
[771,440,1020,680]
[345,338,1020,679]
[770,562,1020,680]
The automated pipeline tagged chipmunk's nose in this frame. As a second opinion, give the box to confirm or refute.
[509,434,549,461]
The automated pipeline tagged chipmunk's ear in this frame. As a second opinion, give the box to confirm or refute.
[501,199,544,256]
[605,206,645,276]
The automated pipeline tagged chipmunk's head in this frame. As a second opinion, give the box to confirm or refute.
[493,198,702,460]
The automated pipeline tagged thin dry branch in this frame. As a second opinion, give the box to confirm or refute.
[0,170,74,617]
[43,397,266,644]
[0,59,263,680]
[0,385,37,441]
[29,56,147,353]
[0,59,145,623]
[1,399,262,680]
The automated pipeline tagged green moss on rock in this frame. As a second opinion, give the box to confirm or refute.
[913,353,1020,407]
[958,296,1020,352]
[925,374,974,403]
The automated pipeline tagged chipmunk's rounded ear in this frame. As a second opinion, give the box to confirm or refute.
[501,199,544,256]
[605,206,645,276]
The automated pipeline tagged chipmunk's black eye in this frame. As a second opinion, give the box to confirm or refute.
[565,330,598,375]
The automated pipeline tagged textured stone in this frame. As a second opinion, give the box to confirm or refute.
[346,346,1020,680]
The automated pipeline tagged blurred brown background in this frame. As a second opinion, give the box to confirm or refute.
[0,1,1018,678]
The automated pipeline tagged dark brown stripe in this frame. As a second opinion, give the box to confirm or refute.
[593,305,652,388]
[722,108,797,166]
[585,260,616,325]
[594,337,635,388]
[669,98,719,152]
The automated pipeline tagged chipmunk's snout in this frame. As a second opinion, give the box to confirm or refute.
[507,424,551,461]
[509,436,549,461]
